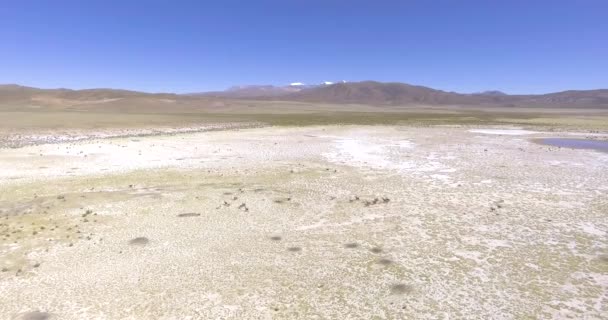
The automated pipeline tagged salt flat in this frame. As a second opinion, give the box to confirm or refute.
[1,125,607,319]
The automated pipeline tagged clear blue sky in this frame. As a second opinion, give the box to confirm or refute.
[1,0,606,94]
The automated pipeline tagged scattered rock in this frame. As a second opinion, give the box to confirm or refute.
[177,213,201,217]
[363,196,391,207]
[273,197,291,204]
[270,236,282,241]
[287,246,302,252]
[376,258,393,266]
[390,283,413,295]
[344,242,359,249]
[370,247,383,254]
[17,311,52,320]
[490,199,505,211]
[129,237,149,246]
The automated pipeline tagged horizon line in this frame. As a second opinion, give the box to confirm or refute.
[1,81,606,96]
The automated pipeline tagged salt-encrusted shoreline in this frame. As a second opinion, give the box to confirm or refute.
[0,121,265,149]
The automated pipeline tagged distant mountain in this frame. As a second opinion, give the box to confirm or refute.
[474,90,508,96]
[525,89,608,106]
[0,84,184,112]
[187,81,516,105]
[190,81,339,98]
[281,81,489,105]
[190,85,301,98]
[0,85,173,100]
[0,84,40,91]
[275,82,608,107]
[2,82,608,109]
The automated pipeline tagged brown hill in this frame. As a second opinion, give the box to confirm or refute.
[0,85,187,110]
[525,89,608,106]
[2,82,608,109]
[282,81,483,105]
[279,81,608,108]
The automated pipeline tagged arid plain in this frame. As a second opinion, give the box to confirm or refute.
[1,90,608,319]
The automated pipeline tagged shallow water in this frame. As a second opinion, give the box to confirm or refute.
[537,138,608,153]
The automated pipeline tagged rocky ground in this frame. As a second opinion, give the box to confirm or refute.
[0,125,607,319]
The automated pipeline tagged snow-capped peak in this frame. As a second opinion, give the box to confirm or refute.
[290,82,305,86]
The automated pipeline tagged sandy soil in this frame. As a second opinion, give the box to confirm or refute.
[0,125,607,319]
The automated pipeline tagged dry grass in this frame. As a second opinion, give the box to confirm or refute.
[2,106,608,132]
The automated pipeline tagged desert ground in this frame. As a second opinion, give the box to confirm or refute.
[1,107,607,319]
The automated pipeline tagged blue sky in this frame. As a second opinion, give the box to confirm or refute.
[1,1,606,94]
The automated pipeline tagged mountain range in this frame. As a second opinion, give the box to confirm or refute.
[2,81,608,109]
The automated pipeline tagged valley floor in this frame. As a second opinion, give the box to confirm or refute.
[1,125,607,319]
